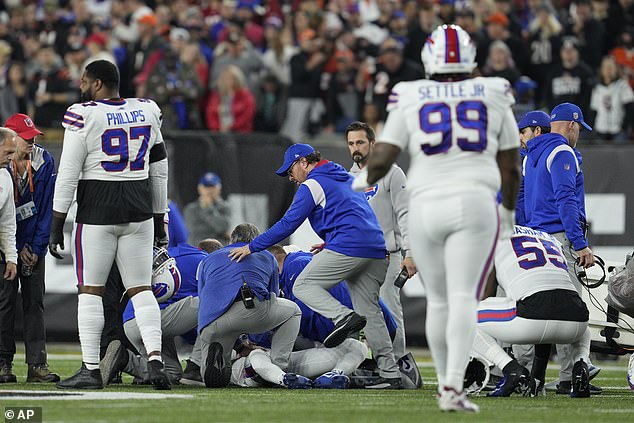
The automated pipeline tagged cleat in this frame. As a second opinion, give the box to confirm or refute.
[180,359,204,386]
[283,373,313,389]
[570,359,590,398]
[204,342,230,388]
[100,340,128,385]
[628,354,634,390]
[314,370,349,389]
[364,376,402,389]
[57,363,103,389]
[148,359,171,390]
[488,361,533,397]
[588,364,601,381]
[528,379,546,397]
[324,312,366,348]
[27,363,60,383]
[556,380,602,395]
[398,353,423,389]
[438,387,480,412]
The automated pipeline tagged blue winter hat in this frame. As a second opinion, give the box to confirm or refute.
[276,143,315,176]
[199,172,221,187]
[517,111,551,130]
[550,102,592,131]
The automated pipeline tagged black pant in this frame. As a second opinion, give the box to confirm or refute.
[0,258,47,364]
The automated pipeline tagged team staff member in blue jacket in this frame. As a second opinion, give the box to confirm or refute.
[516,111,551,226]
[198,223,302,388]
[0,114,59,383]
[523,102,597,393]
[230,144,401,389]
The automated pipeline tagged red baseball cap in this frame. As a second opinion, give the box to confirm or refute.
[5,113,43,140]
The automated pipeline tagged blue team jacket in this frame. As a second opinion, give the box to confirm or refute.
[280,252,397,342]
[249,160,386,259]
[8,145,56,258]
[524,133,587,250]
[516,148,528,226]
[123,244,208,323]
[198,242,278,332]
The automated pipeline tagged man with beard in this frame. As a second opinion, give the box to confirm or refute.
[345,121,415,361]
[49,60,170,390]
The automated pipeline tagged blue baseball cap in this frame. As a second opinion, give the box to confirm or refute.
[199,172,221,187]
[550,102,592,131]
[276,143,315,176]
[517,111,551,130]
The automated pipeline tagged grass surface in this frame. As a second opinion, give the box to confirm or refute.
[1,352,633,423]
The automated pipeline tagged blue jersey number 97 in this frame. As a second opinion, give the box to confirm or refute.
[101,126,151,172]
[419,100,487,155]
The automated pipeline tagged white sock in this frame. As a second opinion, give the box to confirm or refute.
[78,293,104,370]
[130,290,162,359]
[445,293,478,391]
[473,329,513,371]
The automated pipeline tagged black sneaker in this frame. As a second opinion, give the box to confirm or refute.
[570,359,590,398]
[0,360,17,383]
[27,363,60,383]
[364,376,403,389]
[57,363,103,389]
[204,342,230,388]
[148,359,171,390]
[100,340,128,385]
[324,312,367,348]
[488,361,534,397]
[556,380,602,395]
[180,359,204,386]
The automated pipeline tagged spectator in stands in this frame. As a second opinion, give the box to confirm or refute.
[477,12,528,74]
[129,13,166,97]
[590,55,634,141]
[209,26,263,93]
[403,5,439,65]
[261,16,296,87]
[64,46,88,88]
[82,32,116,70]
[493,0,523,38]
[482,40,521,86]
[454,8,483,45]
[526,3,563,106]
[0,63,27,122]
[544,37,595,112]
[184,172,231,246]
[610,28,634,88]
[146,50,203,130]
[232,2,264,48]
[324,49,360,134]
[206,64,255,133]
[438,0,456,24]
[111,0,153,44]
[566,0,605,70]
[254,73,287,133]
[372,0,396,29]
[29,46,77,129]
[388,10,409,46]
[280,28,328,140]
[0,11,23,63]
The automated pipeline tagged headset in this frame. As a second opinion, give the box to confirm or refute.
[575,255,606,289]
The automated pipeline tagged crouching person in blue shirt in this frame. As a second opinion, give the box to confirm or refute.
[198,223,302,388]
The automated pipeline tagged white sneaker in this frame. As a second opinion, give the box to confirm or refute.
[437,387,480,413]
[627,354,634,391]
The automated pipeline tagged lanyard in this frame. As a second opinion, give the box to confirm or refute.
[12,158,34,204]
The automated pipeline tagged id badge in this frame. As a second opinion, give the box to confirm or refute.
[16,201,37,222]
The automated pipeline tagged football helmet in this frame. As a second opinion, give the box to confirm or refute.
[463,357,490,395]
[151,247,181,303]
[421,24,476,77]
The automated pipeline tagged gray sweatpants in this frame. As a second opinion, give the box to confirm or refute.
[124,296,199,382]
[381,251,406,360]
[293,249,399,378]
[199,294,301,379]
[552,231,593,381]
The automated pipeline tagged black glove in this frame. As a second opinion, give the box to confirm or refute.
[153,214,168,248]
[48,215,65,260]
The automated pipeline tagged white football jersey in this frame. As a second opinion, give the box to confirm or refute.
[381,77,520,196]
[54,98,165,216]
[495,225,575,300]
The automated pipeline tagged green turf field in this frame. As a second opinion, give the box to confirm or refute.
[1,353,633,423]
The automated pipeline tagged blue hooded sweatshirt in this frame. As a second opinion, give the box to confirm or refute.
[249,160,386,259]
[523,133,587,250]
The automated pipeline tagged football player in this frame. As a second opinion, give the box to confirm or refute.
[355,24,521,411]
[50,60,170,390]
[473,225,591,398]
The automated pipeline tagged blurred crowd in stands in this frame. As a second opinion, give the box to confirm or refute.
[0,0,634,142]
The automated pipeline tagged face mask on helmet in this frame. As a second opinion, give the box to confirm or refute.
[421,24,476,78]
[151,247,181,303]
